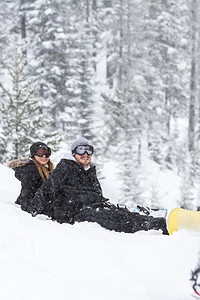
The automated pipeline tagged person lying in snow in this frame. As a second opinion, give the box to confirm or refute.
[8,142,54,212]
[27,137,169,235]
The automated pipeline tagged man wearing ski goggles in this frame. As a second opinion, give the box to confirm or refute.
[72,144,94,169]
[72,145,94,156]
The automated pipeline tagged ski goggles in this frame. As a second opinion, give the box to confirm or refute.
[35,147,51,158]
[73,145,94,156]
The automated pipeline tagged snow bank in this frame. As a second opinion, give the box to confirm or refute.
[0,163,199,300]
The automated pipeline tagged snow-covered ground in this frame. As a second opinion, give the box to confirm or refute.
[0,162,200,300]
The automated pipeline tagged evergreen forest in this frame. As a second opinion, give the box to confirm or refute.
[0,0,200,208]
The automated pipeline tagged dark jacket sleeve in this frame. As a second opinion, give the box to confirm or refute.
[27,160,73,214]
[14,163,42,211]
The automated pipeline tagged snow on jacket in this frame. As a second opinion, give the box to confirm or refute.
[28,155,104,222]
[8,158,44,211]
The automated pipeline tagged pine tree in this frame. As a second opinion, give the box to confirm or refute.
[0,48,60,162]
[145,0,190,169]
[26,0,98,147]
[179,155,197,210]
[0,1,18,72]
[26,0,69,129]
[62,1,97,144]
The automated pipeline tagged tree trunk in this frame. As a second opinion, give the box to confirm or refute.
[118,0,123,89]
[86,0,89,22]
[20,0,27,57]
[188,0,197,152]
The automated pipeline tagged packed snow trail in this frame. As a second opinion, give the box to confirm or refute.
[0,164,199,300]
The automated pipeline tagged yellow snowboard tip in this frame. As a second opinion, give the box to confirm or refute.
[168,208,200,234]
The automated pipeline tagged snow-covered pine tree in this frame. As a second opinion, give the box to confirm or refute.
[179,151,197,210]
[101,0,148,205]
[0,48,60,162]
[26,0,98,149]
[26,0,69,129]
[118,129,144,207]
[75,34,95,140]
[100,0,191,203]
[0,1,18,72]
[64,1,97,143]
[145,0,190,170]
[188,0,198,153]
[177,0,200,209]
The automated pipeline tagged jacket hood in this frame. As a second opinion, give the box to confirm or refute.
[62,153,93,170]
[62,153,77,162]
[8,158,30,169]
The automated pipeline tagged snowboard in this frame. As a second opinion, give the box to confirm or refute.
[168,208,200,235]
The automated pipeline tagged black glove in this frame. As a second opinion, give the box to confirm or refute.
[28,197,44,217]
[27,205,39,217]
[31,210,38,217]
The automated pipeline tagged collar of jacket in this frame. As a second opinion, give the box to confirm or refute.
[62,153,93,170]
[7,158,30,169]
[61,154,97,172]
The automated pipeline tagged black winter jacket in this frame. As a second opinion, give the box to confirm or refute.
[28,156,169,234]
[28,157,104,222]
[8,158,44,211]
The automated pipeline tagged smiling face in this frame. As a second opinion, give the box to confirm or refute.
[75,152,92,168]
[34,155,50,165]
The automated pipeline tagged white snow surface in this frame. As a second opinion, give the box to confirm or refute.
[0,163,199,300]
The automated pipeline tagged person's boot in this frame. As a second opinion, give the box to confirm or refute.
[149,217,169,235]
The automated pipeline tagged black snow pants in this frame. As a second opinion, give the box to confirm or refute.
[73,205,169,235]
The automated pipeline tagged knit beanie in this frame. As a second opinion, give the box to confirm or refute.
[71,137,92,154]
[30,142,51,158]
